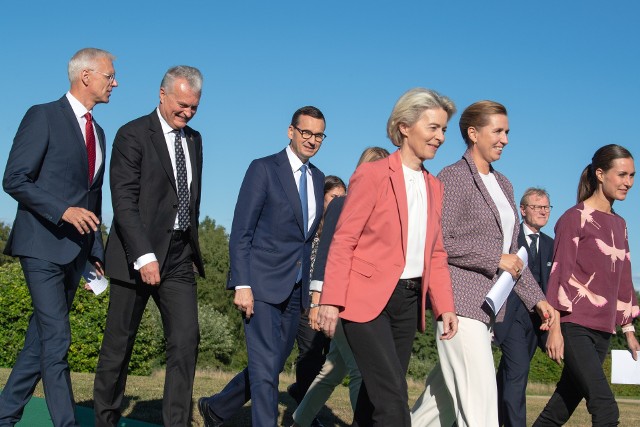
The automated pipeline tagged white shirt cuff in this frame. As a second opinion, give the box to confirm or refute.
[134,253,157,270]
[309,280,324,292]
[235,285,251,290]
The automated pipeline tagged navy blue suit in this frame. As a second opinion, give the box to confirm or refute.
[203,148,323,426]
[0,95,105,426]
[494,225,553,427]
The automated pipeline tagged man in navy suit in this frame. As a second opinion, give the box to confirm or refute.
[198,106,326,427]
[494,187,554,427]
[0,48,117,427]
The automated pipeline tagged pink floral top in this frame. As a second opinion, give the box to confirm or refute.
[546,202,639,333]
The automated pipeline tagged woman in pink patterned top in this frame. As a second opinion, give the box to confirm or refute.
[535,144,639,426]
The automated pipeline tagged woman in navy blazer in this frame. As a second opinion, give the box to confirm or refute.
[412,101,555,426]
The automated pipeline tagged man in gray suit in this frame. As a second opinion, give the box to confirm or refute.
[0,48,117,426]
[494,187,554,427]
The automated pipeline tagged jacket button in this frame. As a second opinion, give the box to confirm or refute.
[173,204,178,208]
[167,229,172,233]
[296,261,301,266]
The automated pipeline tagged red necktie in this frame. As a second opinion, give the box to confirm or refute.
[84,112,96,185]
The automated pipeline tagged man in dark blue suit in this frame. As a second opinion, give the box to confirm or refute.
[0,48,117,427]
[198,106,326,427]
[494,187,554,427]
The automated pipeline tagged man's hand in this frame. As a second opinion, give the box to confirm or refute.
[440,312,458,340]
[535,300,555,330]
[62,207,100,234]
[625,328,639,361]
[139,261,161,286]
[235,288,254,319]
[93,260,105,278]
[317,305,340,338]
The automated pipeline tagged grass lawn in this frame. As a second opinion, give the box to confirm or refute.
[1,368,638,426]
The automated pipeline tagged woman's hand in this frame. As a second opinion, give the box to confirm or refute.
[546,318,564,365]
[308,291,321,331]
[535,300,555,330]
[624,327,639,361]
[499,254,525,280]
[317,305,340,338]
[440,312,458,340]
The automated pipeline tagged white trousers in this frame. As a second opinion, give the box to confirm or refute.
[411,316,498,427]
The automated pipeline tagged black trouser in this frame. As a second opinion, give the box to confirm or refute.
[534,322,618,427]
[290,311,331,402]
[343,279,419,427]
[94,231,199,427]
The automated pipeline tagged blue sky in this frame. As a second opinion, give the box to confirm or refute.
[1,1,638,288]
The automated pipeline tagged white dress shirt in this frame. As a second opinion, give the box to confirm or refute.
[400,165,428,279]
[65,92,103,180]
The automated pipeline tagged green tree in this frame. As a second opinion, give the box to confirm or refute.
[0,221,16,266]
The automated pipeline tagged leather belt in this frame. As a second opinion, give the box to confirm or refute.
[398,277,422,291]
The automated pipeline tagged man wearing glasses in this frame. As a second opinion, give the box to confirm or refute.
[494,187,555,427]
[198,106,326,426]
[0,48,117,426]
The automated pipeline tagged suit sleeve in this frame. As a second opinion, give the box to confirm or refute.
[427,179,455,318]
[109,125,155,260]
[321,163,379,309]
[227,159,268,289]
[3,105,70,224]
[310,197,344,284]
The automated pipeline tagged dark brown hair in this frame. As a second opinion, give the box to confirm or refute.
[577,144,634,202]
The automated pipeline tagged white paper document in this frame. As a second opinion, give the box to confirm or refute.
[485,246,529,315]
[611,349,640,384]
[82,262,108,295]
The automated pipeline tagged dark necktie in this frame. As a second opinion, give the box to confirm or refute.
[297,164,308,282]
[529,233,539,261]
[84,113,96,185]
[174,130,190,230]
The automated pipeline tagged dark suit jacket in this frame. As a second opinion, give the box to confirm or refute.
[310,196,345,283]
[227,149,324,308]
[3,95,105,264]
[104,110,204,283]
[493,225,554,345]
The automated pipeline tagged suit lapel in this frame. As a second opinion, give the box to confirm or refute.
[308,164,324,240]
[59,96,89,180]
[274,150,305,235]
[389,152,408,258]
[185,129,199,202]
[149,112,177,193]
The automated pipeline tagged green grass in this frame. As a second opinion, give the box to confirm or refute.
[1,368,638,426]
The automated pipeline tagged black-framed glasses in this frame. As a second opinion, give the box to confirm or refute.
[294,126,326,143]
[526,205,553,212]
[89,69,116,84]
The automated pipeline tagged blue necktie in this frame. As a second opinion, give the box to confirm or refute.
[297,164,308,282]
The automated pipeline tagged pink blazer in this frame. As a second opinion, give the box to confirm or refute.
[320,151,455,332]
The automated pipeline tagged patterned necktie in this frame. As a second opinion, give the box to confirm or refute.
[174,130,190,230]
[296,164,308,282]
[84,113,96,185]
[529,233,539,261]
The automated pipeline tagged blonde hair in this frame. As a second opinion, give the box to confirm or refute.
[387,88,456,147]
[357,147,390,167]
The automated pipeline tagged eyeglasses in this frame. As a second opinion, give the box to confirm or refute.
[89,69,116,84]
[294,126,326,143]
[526,205,553,212]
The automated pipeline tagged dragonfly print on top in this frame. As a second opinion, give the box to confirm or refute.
[546,202,639,333]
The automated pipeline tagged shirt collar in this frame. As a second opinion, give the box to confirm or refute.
[286,144,308,173]
[156,108,183,137]
[522,222,538,236]
[66,92,90,118]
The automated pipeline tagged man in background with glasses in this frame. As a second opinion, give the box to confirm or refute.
[198,106,326,427]
[0,47,117,426]
[494,187,555,427]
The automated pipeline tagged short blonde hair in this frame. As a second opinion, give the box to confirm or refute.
[357,147,390,167]
[387,88,456,147]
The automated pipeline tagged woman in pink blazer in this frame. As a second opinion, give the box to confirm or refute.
[317,88,458,426]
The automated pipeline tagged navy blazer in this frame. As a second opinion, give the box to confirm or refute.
[227,148,324,307]
[3,96,105,264]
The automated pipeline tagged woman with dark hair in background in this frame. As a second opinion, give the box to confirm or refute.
[291,147,390,427]
[534,144,638,426]
[288,175,346,427]
[412,100,555,426]
[317,88,459,426]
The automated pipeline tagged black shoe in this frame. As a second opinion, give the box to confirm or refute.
[198,397,223,427]
[310,417,325,427]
